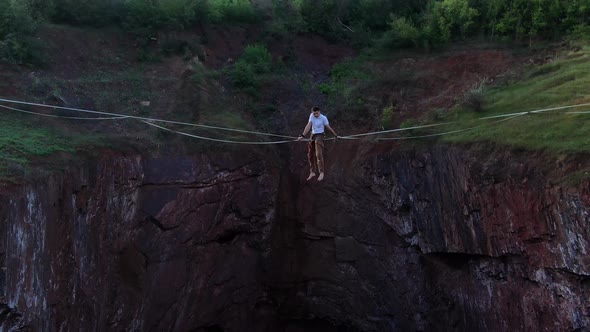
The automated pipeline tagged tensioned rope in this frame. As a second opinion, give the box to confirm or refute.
[0,101,299,144]
[344,101,590,139]
[376,114,524,140]
[141,120,297,145]
[0,104,130,120]
[0,100,497,143]
[0,97,296,139]
[142,114,523,143]
[1,97,590,143]
[0,100,303,144]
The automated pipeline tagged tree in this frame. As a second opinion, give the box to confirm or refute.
[440,0,479,39]
[496,0,530,41]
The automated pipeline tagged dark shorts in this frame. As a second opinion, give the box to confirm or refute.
[311,133,325,140]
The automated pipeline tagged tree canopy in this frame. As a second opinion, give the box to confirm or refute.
[2,0,590,65]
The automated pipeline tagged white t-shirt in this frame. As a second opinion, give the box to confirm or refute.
[309,113,329,134]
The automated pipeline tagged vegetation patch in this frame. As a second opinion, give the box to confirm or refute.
[0,115,75,163]
[437,43,590,153]
[0,113,78,181]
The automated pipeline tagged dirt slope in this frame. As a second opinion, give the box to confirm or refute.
[1,24,525,143]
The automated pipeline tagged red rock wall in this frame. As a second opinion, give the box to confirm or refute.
[0,145,589,331]
[285,144,590,331]
[0,153,281,331]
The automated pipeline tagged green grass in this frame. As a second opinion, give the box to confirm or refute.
[319,56,373,99]
[0,115,77,163]
[437,43,590,153]
[0,113,80,181]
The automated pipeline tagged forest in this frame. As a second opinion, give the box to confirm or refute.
[2,0,590,66]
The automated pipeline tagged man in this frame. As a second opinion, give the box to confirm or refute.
[297,106,339,181]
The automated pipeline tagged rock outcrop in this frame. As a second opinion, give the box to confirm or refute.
[0,143,588,331]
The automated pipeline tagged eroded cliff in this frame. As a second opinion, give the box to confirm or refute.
[0,143,589,331]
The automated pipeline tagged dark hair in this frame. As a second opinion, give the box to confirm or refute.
[311,106,320,113]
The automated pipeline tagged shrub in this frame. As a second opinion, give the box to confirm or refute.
[231,60,257,88]
[380,16,421,49]
[399,118,420,136]
[137,47,161,63]
[123,0,164,32]
[421,1,451,47]
[569,24,590,42]
[122,0,209,33]
[463,79,489,113]
[230,44,274,91]
[266,0,305,40]
[1,1,38,37]
[241,44,272,72]
[160,37,199,58]
[0,1,46,66]
[318,82,336,95]
[159,0,198,29]
[381,105,395,129]
[0,33,46,66]
[52,0,118,26]
[298,0,338,38]
[351,0,395,31]
[208,0,259,24]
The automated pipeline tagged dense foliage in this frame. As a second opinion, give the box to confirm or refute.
[2,0,590,65]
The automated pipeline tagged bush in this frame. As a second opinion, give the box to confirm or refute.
[0,1,46,66]
[230,44,273,89]
[463,79,488,113]
[123,0,165,32]
[241,44,272,72]
[122,0,258,32]
[0,33,46,66]
[380,16,421,49]
[421,1,452,47]
[381,105,395,129]
[231,60,257,88]
[1,1,38,37]
[351,0,395,31]
[298,0,338,37]
[122,0,210,33]
[399,118,420,136]
[208,0,259,24]
[160,37,199,59]
[159,0,198,29]
[265,0,305,40]
[137,47,161,63]
[318,82,336,95]
[52,0,119,26]
[569,24,590,42]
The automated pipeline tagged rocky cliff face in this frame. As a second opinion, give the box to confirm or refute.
[289,144,590,331]
[0,152,280,332]
[0,144,589,331]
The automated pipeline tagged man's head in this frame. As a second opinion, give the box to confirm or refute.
[311,106,320,118]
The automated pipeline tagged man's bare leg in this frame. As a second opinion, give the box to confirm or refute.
[315,138,325,182]
[307,139,318,181]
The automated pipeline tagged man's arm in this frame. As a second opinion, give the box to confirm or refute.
[326,125,339,137]
[298,122,312,141]
[302,122,312,136]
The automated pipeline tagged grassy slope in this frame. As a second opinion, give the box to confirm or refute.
[0,115,76,165]
[440,44,590,153]
[0,112,85,182]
